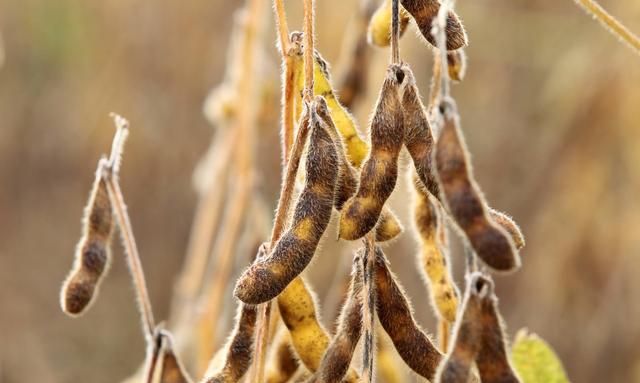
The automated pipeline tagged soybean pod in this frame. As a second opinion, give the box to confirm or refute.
[61,163,114,316]
[373,247,443,380]
[314,95,403,242]
[234,101,339,304]
[339,64,408,241]
[400,0,467,50]
[434,99,521,271]
[308,254,364,383]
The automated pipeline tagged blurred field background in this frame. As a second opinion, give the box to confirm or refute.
[1,0,640,382]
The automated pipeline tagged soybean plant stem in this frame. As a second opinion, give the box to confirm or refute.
[362,232,376,383]
[390,0,400,64]
[303,0,315,102]
[434,0,454,101]
[573,0,640,55]
[103,115,156,342]
[273,0,290,56]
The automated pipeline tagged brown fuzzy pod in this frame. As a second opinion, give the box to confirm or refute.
[434,100,520,271]
[475,284,521,383]
[488,209,525,250]
[402,67,440,198]
[373,247,443,380]
[60,170,114,316]
[436,273,492,383]
[156,331,192,383]
[447,49,467,82]
[314,96,403,242]
[308,254,364,383]
[339,64,407,241]
[234,104,339,304]
[400,0,468,50]
[201,303,258,383]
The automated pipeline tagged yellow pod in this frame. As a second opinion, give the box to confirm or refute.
[414,186,459,323]
[293,50,369,167]
[277,277,359,382]
[367,0,411,47]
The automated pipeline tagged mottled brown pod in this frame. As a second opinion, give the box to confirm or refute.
[201,303,258,383]
[60,167,114,316]
[475,283,521,383]
[156,331,192,383]
[436,273,491,383]
[339,64,407,240]
[400,0,468,50]
[402,67,440,198]
[373,247,443,380]
[234,103,339,304]
[434,100,520,271]
[314,96,403,242]
[308,254,363,383]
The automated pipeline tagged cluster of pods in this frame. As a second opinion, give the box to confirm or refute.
[58,0,530,382]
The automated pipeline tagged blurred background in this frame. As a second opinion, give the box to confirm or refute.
[1,0,639,382]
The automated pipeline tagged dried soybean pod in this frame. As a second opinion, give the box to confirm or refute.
[293,48,369,167]
[277,277,359,383]
[373,247,443,380]
[400,0,467,50]
[201,303,258,383]
[265,327,299,383]
[476,284,521,383]
[157,331,192,383]
[310,254,364,383]
[414,185,459,323]
[367,0,411,47]
[339,64,407,241]
[402,66,440,198]
[436,272,492,383]
[447,49,467,83]
[234,104,339,304]
[489,209,525,250]
[60,164,114,316]
[314,96,403,242]
[434,100,520,272]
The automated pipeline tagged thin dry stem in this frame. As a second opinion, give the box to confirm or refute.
[433,0,454,101]
[273,0,291,56]
[303,0,315,101]
[102,114,155,341]
[249,301,272,382]
[275,1,295,163]
[390,0,400,64]
[439,320,450,351]
[282,56,296,164]
[361,233,376,383]
[574,0,640,55]
[428,52,442,109]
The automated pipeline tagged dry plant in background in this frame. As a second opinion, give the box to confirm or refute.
[58,0,639,382]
